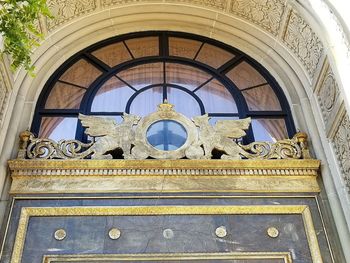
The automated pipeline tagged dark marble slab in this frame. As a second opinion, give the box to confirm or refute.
[0,196,333,263]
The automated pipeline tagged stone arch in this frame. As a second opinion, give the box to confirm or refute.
[0,0,349,258]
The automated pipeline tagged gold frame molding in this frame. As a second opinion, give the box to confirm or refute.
[11,205,322,263]
[42,252,292,263]
[8,159,320,194]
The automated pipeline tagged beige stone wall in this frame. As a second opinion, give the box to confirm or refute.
[0,0,350,259]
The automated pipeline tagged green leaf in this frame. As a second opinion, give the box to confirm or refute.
[0,0,53,75]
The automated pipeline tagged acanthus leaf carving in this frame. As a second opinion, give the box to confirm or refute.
[317,67,339,124]
[230,0,285,35]
[47,0,97,30]
[333,114,350,192]
[283,10,323,78]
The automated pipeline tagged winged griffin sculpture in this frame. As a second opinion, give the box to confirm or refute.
[23,105,308,160]
[79,113,140,159]
[191,114,251,159]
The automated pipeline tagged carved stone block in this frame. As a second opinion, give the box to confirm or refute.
[230,0,285,35]
[47,0,97,30]
[333,113,350,192]
[314,63,341,132]
[283,10,323,78]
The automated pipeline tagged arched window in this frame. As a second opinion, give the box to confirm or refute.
[32,32,295,143]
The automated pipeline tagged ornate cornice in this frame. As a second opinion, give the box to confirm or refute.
[8,159,321,194]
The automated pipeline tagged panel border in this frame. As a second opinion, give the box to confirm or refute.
[10,205,322,263]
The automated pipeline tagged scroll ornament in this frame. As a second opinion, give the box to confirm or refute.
[19,103,310,160]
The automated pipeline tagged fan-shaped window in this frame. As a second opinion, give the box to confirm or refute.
[32,32,295,143]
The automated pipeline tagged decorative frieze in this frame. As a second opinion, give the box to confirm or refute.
[332,113,350,192]
[39,0,325,80]
[283,10,323,78]
[8,159,321,194]
[229,0,285,35]
[47,0,97,30]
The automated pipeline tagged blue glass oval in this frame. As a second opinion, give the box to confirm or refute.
[146,120,187,151]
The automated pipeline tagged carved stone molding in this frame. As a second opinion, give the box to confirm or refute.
[316,65,340,128]
[165,0,227,10]
[101,0,161,7]
[38,0,326,80]
[47,0,97,31]
[229,0,285,35]
[8,159,321,194]
[333,113,350,192]
[283,10,323,78]
[0,56,13,128]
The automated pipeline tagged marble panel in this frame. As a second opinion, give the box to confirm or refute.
[0,196,333,263]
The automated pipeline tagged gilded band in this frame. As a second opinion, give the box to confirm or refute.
[42,252,292,263]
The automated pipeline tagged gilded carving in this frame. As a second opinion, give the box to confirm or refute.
[80,113,140,159]
[215,226,227,238]
[191,114,250,159]
[54,229,67,240]
[21,103,310,160]
[47,0,97,30]
[108,228,121,240]
[267,227,279,238]
[26,135,93,159]
[333,114,350,192]
[230,0,285,35]
[43,252,293,262]
[283,10,323,78]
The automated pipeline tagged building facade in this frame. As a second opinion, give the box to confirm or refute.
[0,0,350,262]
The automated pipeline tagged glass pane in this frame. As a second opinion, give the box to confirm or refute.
[196,43,234,68]
[91,42,132,67]
[195,79,237,113]
[59,59,102,88]
[91,76,135,112]
[166,63,211,90]
[129,86,163,116]
[242,84,281,111]
[169,37,202,59]
[251,118,288,142]
[226,61,266,90]
[167,87,201,117]
[45,82,85,109]
[39,117,78,141]
[147,120,188,151]
[117,63,163,90]
[125,37,159,58]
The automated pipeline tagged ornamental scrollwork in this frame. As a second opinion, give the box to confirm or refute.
[19,103,310,160]
[283,10,323,78]
[21,132,93,159]
[333,114,350,192]
[317,67,339,125]
[230,0,285,35]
